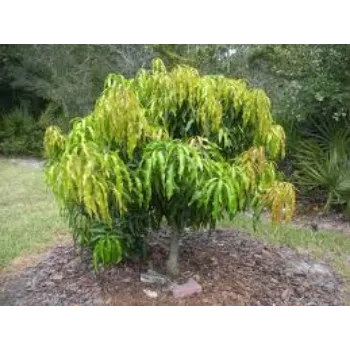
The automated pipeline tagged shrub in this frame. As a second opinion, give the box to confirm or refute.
[0,109,37,156]
[0,107,69,157]
[44,58,295,275]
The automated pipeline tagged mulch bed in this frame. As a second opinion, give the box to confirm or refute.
[0,229,342,306]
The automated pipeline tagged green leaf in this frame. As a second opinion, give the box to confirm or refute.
[166,163,175,199]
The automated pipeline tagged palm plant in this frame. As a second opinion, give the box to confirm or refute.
[294,118,350,213]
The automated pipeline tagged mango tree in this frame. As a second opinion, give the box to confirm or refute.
[44,58,295,275]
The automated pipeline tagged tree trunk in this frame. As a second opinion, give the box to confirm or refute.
[166,230,180,276]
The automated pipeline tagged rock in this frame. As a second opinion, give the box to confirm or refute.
[143,289,158,299]
[140,270,169,285]
[172,278,202,298]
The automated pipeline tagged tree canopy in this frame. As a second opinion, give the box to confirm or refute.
[44,58,295,274]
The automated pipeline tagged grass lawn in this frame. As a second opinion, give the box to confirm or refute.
[0,158,68,269]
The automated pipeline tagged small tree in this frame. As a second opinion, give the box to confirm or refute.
[44,58,295,275]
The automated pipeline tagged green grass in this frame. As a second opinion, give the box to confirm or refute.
[0,158,67,268]
[221,214,350,303]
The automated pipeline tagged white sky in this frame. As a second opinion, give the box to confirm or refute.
[228,48,237,56]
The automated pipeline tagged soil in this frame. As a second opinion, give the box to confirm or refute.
[0,229,342,306]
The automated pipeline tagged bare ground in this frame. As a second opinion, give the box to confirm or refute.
[292,211,350,235]
[0,229,342,306]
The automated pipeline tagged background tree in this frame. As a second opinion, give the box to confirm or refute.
[1,44,154,117]
[0,44,154,156]
[246,45,350,212]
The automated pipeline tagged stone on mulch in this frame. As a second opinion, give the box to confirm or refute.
[0,229,343,306]
[171,278,202,298]
[140,270,170,285]
[143,289,158,299]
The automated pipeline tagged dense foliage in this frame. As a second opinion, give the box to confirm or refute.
[2,44,348,214]
[0,45,154,156]
[246,45,350,213]
[0,107,68,157]
[294,118,350,214]
[0,45,154,117]
[44,58,295,275]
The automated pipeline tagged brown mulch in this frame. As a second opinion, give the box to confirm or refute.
[0,229,342,306]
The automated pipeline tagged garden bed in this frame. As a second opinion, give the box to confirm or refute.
[0,229,342,306]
